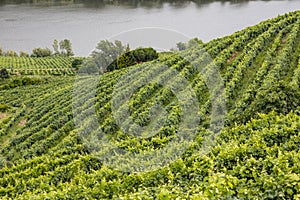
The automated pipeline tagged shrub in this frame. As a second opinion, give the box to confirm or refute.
[107,47,158,72]
[0,68,9,79]
[72,58,84,70]
[20,51,29,57]
[31,48,52,57]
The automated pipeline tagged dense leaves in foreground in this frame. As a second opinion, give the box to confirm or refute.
[0,11,300,199]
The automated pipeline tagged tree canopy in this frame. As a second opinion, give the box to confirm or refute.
[59,39,74,56]
[80,40,128,74]
[80,40,159,74]
[31,48,52,57]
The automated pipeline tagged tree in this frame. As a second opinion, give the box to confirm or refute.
[0,47,2,56]
[5,50,18,57]
[88,40,128,73]
[85,41,158,74]
[116,52,135,70]
[59,40,65,55]
[31,48,52,57]
[176,38,203,51]
[53,39,59,56]
[176,42,186,51]
[112,47,158,71]
[187,37,203,47]
[0,68,9,79]
[72,58,84,70]
[20,51,29,57]
[59,39,74,56]
[132,47,158,62]
[79,58,98,75]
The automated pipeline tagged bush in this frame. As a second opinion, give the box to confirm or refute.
[107,47,158,72]
[176,38,203,51]
[132,47,158,63]
[0,68,9,79]
[31,48,52,57]
[116,51,135,70]
[20,51,29,57]
[5,50,18,57]
[79,59,99,75]
[72,58,84,70]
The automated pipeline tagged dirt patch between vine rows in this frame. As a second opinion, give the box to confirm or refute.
[0,112,10,121]
[227,51,239,63]
[18,119,27,126]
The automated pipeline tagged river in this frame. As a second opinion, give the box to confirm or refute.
[0,0,299,56]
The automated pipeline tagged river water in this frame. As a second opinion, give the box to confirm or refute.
[0,0,299,56]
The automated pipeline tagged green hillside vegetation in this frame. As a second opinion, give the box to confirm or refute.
[0,10,300,199]
[0,56,75,76]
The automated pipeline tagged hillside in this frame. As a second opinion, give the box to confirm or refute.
[0,56,75,76]
[0,11,300,199]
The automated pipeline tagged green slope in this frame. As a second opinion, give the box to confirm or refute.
[0,11,299,199]
[0,56,75,75]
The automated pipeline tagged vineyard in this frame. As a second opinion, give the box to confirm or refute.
[0,10,300,199]
[0,56,75,75]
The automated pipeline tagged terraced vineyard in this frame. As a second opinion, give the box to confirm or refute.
[0,11,300,199]
[0,56,75,75]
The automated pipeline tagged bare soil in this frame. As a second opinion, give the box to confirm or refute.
[0,112,10,121]
[18,119,27,126]
[227,51,239,63]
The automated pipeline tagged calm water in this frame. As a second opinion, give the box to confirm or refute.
[0,0,299,56]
